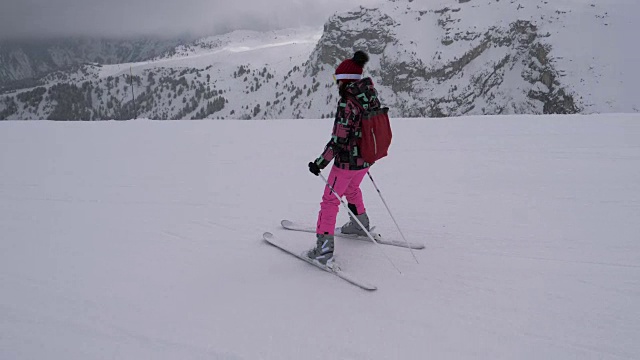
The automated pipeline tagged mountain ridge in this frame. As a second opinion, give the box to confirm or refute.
[1,0,637,120]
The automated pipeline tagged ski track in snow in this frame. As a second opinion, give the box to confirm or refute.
[0,115,639,359]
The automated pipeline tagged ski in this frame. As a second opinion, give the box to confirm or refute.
[281,220,425,250]
[263,232,377,291]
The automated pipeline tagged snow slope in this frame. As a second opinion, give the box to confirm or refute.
[1,115,640,359]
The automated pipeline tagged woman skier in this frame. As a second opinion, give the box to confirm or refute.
[307,50,382,267]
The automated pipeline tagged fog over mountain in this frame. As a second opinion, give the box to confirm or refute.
[0,0,381,40]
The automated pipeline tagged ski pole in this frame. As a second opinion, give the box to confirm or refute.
[319,173,402,275]
[367,171,419,264]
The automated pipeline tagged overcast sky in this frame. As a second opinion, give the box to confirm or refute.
[0,0,382,40]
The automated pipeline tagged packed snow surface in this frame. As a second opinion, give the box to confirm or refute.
[1,114,639,359]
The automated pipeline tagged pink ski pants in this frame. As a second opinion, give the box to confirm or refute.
[316,166,369,235]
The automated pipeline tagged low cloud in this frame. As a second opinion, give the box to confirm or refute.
[0,0,382,40]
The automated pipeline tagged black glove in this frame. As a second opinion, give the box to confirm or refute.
[308,161,320,176]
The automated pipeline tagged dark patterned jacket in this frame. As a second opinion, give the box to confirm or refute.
[315,77,382,170]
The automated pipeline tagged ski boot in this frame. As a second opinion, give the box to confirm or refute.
[341,211,370,237]
[307,233,334,267]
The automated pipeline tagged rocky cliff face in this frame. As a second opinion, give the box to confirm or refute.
[300,4,583,117]
[305,8,399,78]
[260,0,613,119]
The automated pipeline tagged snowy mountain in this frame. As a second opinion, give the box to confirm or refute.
[0,37,189,90]
[1,114,639,359]
[1,0,638,120]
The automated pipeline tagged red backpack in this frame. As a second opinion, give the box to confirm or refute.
[358,107,392,164]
